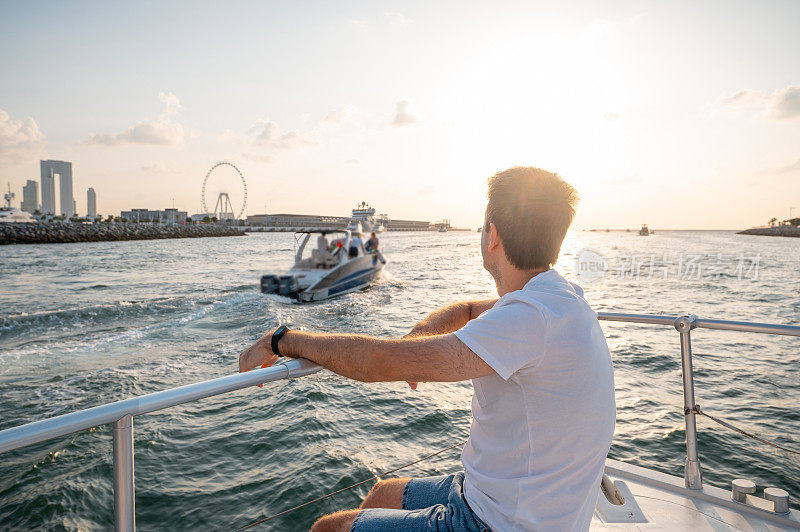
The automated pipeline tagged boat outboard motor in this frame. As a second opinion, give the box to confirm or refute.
[260,274,278,294]
[278,275,299,298]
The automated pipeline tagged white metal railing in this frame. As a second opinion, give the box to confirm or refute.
[0,313,799,530]
[0,358,322,531]
[597,313,800,490]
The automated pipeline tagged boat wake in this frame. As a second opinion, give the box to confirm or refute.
[0,289,262,360]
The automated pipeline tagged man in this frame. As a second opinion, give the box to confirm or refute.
[349,231,364,258]
[365,231,379,252]
[239,167,616,531]
[317,232,329,254]
[315,233,331,268]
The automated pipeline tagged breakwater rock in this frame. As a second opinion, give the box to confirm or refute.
[0,223,245,245]
[737,226,800,238]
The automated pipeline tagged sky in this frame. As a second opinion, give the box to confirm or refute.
[1,0,799,229]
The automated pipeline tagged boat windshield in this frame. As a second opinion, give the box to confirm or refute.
[293,231,350,269]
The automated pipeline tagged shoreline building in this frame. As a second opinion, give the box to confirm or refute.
[21,180,38,213]
[120,208,187,224]
[246,212,434,231]
[40,160,75,217]
[87,188,97,218]
[246,213,350,230]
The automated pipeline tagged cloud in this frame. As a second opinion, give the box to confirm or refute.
[324,106,354,124]
[717,84,800,119]
[385,12,412,28]
[274,130,316,149]
[604,112,620,121]
[344,158,360,165]
[768,85,800,119]
[718,89,761,106]
[242,153,276,163]
[87,121,184,146]
[0,109,45,162]
[246,105,356,158]
[86,92,185,146]
[158,91,182,116]
[759,157,800,175]
[392,100,419,126]
[218,129,232,142]
[248,119,317,149]
[417,185,436,196]
[249,120,279,142]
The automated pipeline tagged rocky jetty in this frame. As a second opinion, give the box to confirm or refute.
[0,222,245,245]
[737,226,800,238]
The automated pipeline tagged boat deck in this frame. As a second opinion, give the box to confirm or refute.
[592,458,799,530]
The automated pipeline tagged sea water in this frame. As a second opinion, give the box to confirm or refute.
[0,231,798,530]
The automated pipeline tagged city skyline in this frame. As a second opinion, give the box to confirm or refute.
[1,1,799,229]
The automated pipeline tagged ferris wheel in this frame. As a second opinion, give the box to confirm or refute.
[201,161,248,220]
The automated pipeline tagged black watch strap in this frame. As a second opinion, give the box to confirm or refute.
[271,325,290,357]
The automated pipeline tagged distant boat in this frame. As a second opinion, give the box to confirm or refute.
[639,224,651,236]
[0,206,35,223]
[1,183,35,223]
[348,202,385,233]
[438,226,447,233]
[477,227,482,233]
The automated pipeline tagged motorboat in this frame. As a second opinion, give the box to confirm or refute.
[639,224,651,236]
[260,226,386,302]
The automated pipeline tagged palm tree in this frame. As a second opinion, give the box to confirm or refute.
[768,217,778,227]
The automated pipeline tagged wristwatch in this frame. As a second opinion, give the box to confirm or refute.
[271,325,290,357]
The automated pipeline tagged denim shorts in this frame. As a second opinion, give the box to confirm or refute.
[351,472,491,532]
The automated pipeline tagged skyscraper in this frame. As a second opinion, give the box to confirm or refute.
[40,160,74,217]
[87,188,97,217]
[21,180,38,213]
[40,164,55,215]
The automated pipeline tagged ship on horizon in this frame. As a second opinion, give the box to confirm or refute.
[347,201,386,233]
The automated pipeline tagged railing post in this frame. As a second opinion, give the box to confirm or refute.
[113,414,135,531]
[674,315,703,490]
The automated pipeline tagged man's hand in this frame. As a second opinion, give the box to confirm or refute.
[238,330,280,373]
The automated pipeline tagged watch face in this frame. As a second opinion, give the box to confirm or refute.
[272,326,288,355]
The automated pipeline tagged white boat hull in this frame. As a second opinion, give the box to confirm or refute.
[297,254,385,302]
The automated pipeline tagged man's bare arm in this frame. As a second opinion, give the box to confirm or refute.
[277,331,494,383]
[400,299,497,389]
[405,299,498,338]
[237,299,498,381]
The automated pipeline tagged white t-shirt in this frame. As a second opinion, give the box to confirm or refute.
[453,269,615,531]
